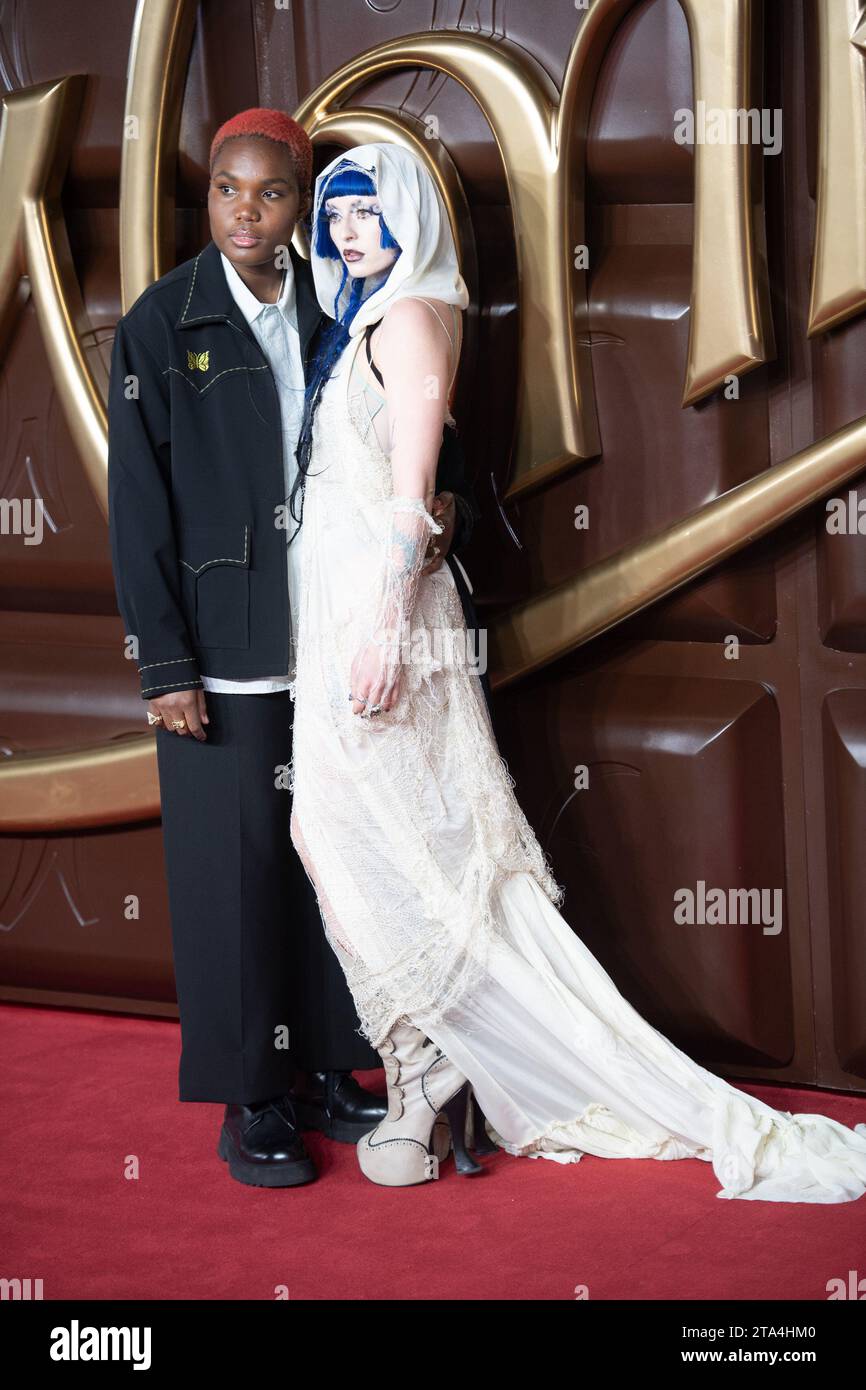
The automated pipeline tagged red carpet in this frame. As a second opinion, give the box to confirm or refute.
[3,1003,865,1301]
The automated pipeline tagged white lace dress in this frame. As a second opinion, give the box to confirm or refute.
[287,333,866,1203]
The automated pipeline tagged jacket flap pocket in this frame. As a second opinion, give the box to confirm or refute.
[178,523,250,575]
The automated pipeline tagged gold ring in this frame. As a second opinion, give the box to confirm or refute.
[171,719,187,730]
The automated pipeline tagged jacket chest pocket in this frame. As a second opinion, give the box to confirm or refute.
[173,360,269,396]
[179,523,251,649]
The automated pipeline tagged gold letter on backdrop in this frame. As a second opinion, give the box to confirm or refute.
[0,77,107,510]
[808,0,866,335]
[295,0,775,497]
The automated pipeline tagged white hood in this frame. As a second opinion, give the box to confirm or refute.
[309,142,469,337]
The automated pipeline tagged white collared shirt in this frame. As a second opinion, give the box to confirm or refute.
[200,252,308,694]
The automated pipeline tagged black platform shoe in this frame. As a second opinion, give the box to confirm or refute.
[290,1069,388,1143]
[217,1095,318,1187]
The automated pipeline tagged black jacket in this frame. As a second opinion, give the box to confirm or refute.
[108,236,481,701]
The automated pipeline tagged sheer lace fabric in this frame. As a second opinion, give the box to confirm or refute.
[286,332,866,1203]
[288,332,564,1048]
[364,496,444,697]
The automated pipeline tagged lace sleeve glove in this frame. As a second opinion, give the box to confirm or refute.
[363,495,444,703]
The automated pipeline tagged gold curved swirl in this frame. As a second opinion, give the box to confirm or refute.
[489,413,866,686]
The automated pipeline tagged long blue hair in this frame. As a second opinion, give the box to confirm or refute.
[287,164,401,539]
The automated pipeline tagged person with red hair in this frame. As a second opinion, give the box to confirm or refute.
[209,106,313,203]
[107,109,482,1189]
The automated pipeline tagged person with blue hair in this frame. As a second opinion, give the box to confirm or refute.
[284,141,866,1203]
[287,155,404,534]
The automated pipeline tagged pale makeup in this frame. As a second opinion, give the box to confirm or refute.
[324,194,399,278]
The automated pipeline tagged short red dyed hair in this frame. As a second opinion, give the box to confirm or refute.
[209,107,312,193]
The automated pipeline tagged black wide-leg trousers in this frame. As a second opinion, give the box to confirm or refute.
[154,688,379,1104]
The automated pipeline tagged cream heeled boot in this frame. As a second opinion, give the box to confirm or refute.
[356,1019,494,1186]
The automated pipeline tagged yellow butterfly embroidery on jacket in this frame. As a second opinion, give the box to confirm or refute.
[187,350,210,372]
